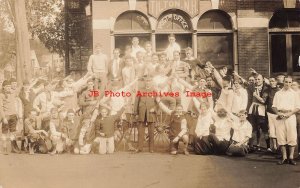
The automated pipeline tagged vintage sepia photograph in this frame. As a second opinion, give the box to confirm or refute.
[0,0,300,187]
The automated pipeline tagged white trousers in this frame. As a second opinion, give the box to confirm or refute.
[94,136,114,154]
[275,115,297,146]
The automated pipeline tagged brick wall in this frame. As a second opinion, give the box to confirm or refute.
[219,0,237,14]
[238,28,269,78]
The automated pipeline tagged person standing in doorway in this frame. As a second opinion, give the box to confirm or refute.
[165,34,181,61]
[87,43,109,93]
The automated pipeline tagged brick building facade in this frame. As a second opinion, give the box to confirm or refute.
[91,0,300,78]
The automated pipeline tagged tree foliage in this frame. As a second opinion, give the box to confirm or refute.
[27,0,65,56]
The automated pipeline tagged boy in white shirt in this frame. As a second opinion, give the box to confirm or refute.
[193,101,214,155]
[226,110,252,156]
[208,108,233,155]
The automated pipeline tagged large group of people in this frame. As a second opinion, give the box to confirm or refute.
[1,34,299,166]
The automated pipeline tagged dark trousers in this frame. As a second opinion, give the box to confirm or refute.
[169,135,188,152]
[185,114,197,145]
[194,136,214,155]
[208,134,230,155]
[137,122,154,151]
[2,115,17,134]
[226,143,248,157]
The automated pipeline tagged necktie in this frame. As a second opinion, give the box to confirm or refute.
[113,59,118,78]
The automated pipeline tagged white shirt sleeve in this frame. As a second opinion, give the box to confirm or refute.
[50,121,62,137]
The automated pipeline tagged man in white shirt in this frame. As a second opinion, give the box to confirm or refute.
[226,110,252,156]
[87,43,109,93]
[165,34,181,61]
[193,100,214,155]
[232,79,248,114]
[214,76,234,113]
[208,108,233,155]
[272,76,300,165]
[131,37,146,59]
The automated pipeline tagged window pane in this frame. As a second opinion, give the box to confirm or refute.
[288,11,300,28]
[115,12,150,31]
[115,14,132,30]
[156,34,192,58]
[269,11,288,29]
[157,14,173,30]
[198,11,232,30]
[292,35,300,72]
[197,34,233,68]
[270,35,287,73]
[115,35,151,56]
[172,14,191,30]
[157,13,192,31]
[132,14,151,30]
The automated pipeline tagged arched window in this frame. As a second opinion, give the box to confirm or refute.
[156,9,193,54]
[197,10,233,68]
[114,11,151,56]
[269,9,300,75]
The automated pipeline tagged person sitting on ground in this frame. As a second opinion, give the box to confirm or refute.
[156,97,189,155]
[193,100,214,155]
[226,110,252,157]
[208,108,233,155]
[49,108,71,155]
[25,109,49,155]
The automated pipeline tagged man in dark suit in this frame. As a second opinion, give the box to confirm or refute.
[134,77,157,153]
[108,48,124,87]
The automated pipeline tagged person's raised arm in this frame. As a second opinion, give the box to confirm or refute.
[121,78,138,93]
[50,121,62,137]
[156,97,173,115]
[233,71,247,84]
[208,63,223,88]
[192,97,200,113]
[72,73,93,92]
[177,76,194,91]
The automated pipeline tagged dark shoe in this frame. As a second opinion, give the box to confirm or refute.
[21,140,28,152]
[277,159,288,165]
[11,141,21,154]
[288,159,297,165]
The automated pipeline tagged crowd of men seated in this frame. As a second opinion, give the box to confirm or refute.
[0,34,299,166]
